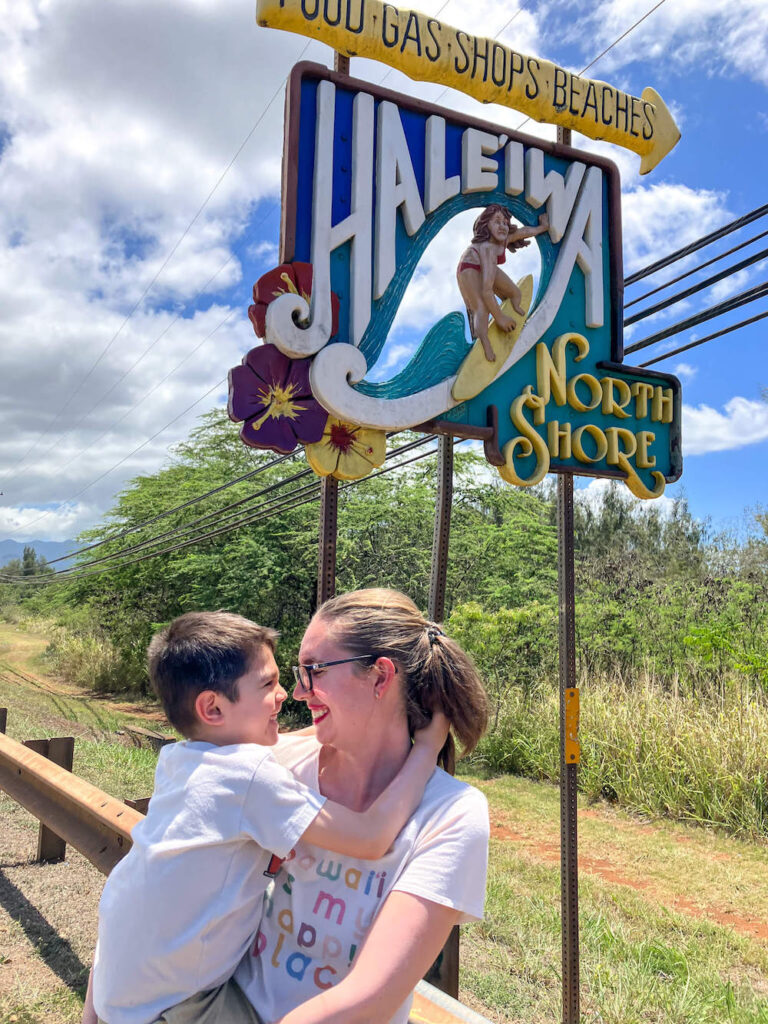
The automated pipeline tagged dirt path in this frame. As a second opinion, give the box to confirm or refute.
[489,817,768,943]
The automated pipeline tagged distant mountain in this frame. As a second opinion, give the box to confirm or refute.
[0,539,76,570]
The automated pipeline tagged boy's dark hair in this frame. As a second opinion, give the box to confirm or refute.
[147,612,278,736]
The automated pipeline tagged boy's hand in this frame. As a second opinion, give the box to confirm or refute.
[538,212,550,230]
[413,712,450,756]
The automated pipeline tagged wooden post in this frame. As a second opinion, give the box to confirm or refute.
[22,736,75,862]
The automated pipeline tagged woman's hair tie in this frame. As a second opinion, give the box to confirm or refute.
[426,625,445,646]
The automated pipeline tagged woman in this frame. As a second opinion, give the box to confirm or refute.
[234,588,490,1024]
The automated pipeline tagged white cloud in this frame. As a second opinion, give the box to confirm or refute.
[620,184,731,277]
[0,502,98,542]
[568,0,768,87]
[673,362,697,380]
[683,396,768,455]
[710,268,751,303]
[576,476,676,516]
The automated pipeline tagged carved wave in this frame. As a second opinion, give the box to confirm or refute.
[353,311,471,399]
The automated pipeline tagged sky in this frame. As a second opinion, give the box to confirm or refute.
[0,0,767,545]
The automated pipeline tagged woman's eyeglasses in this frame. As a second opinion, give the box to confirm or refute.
[292,656,373,694]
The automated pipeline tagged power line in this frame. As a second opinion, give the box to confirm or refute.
[1,436,444,586]
[624,245,768,327]
[43,450,300,567]
[578,0,667,78]
[35,311,237,485]
[3,436,431,581]
[637,310,768,369]
[5,378,227,538]
[624,227,768,310]
[13,201,282,490]
[624,204,768,286]
[624,280,768,356]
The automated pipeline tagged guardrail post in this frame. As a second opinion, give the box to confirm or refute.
[22,736,75,863]
[124,797,151,815]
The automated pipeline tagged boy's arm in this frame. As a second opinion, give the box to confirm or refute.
[302,713,449,859]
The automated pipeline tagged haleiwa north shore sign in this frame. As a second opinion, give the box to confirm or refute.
[228,14,682,499]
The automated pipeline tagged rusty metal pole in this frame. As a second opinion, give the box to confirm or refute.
[556,121,580,1024]
[313,51,350,610]
[556,124,580,1024]
[428,434,454,624]
[317,476,338,606]
[557,471,580,1024]
[424,433,459,999]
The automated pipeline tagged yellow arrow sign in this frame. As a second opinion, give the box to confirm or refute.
[257,0,680,173]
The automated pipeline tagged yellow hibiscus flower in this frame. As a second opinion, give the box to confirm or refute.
[304,418,387,481]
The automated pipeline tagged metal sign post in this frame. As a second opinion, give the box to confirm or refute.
[557,472,580,1023]
[317,475,338,606]
[425,432,459,998]
[428,434,454,624]
[555,123,580,1024]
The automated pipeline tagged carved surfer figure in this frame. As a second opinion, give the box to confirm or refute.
[457,204,549,361]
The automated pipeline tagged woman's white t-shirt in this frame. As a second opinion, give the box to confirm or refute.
[93,741,325,1024]
[235,733,490,1024]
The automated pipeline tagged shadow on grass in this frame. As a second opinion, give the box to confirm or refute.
[0,868,88,989]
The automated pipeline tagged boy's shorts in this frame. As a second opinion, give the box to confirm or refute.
[98,978,264,1024]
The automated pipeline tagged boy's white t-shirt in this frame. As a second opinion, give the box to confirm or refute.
[93,740,325,1024]
[235,733,490,1024]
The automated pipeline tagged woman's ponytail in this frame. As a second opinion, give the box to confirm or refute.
[316,589,488,770]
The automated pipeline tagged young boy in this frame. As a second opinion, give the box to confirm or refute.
[84,611,447,1024]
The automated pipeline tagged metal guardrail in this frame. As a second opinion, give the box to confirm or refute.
[0,730,143,874]
[0,721,494,1024]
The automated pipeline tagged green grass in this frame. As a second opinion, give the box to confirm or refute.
[463,851,768,1023]
[0,621,168,803]
[466,678,768,840]
[459,777,768,1023]
[0,986,87,1024]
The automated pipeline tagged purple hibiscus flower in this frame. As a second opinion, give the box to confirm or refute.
[228,344,328,454]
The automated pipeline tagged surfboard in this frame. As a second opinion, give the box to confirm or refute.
[451,274,533,403]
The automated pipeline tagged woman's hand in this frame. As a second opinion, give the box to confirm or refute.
[413,711,450,758]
